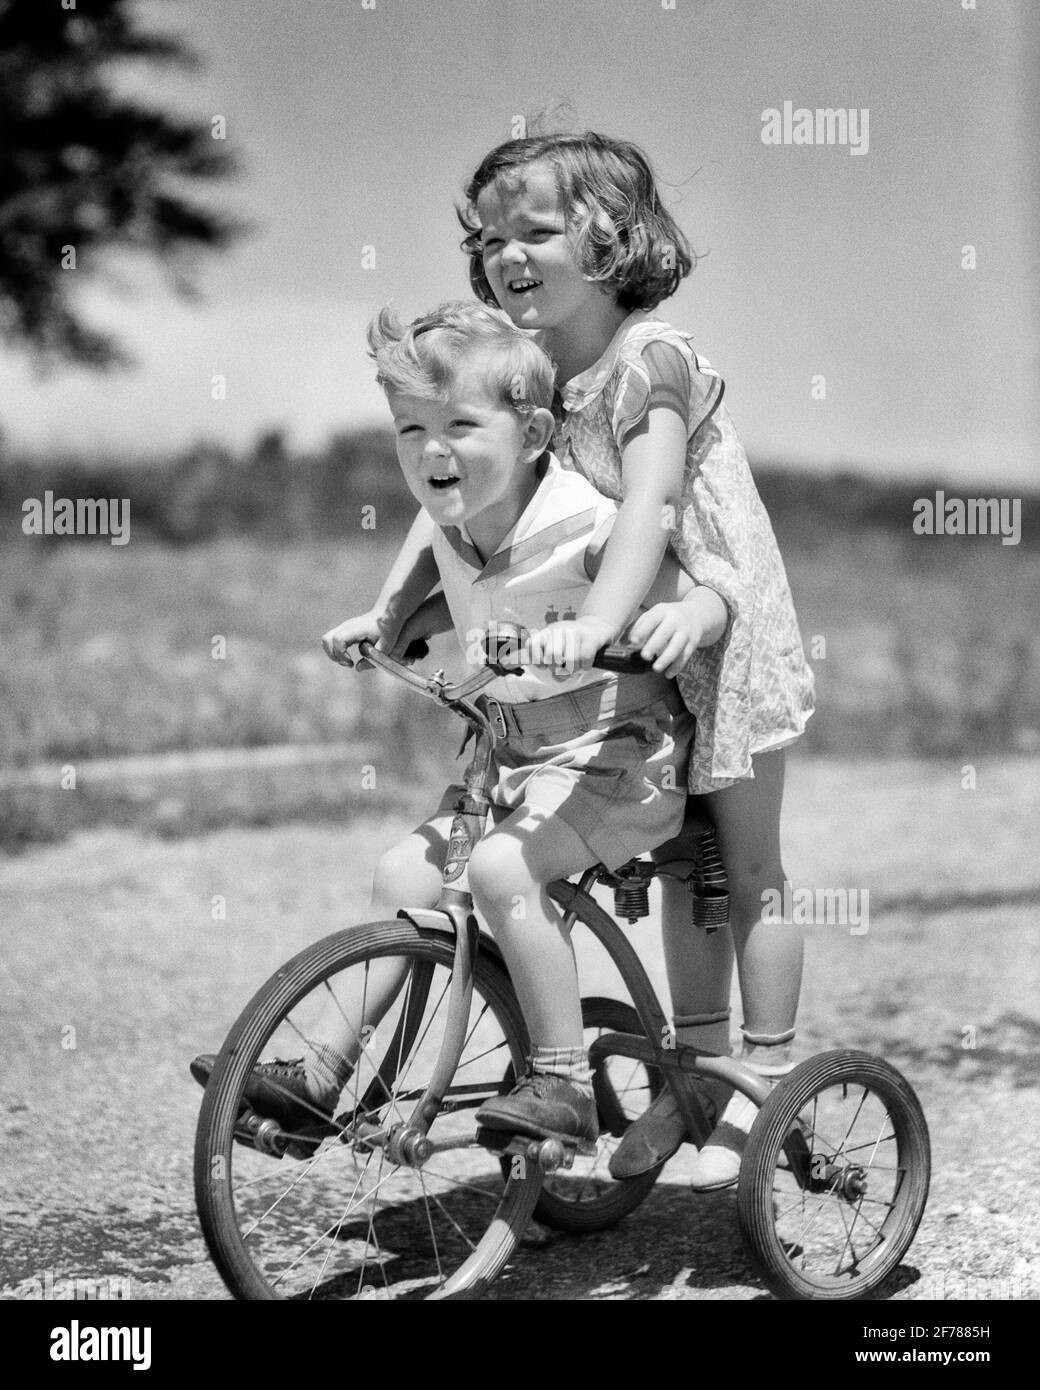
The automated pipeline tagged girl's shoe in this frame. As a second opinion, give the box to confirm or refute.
[608,1087,720,1179]
[687,1067,791,1191]
[686,1090,758,1190]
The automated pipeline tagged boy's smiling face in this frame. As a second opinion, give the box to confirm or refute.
[388,369,553,547]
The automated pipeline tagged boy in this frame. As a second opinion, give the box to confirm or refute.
[194,301,702,1144]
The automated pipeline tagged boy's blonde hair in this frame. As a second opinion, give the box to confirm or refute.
[367,300,555,419]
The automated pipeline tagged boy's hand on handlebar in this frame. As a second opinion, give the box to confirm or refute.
[321,610,394,670]
[523,616,617,672]
[626,602,702,678]
[386,591,453,663]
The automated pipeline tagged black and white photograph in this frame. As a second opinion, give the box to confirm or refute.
[1,0,1037,1348]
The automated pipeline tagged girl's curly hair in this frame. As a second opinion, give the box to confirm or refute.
[459,132,694,312]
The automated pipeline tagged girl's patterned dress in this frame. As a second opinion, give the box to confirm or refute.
[554,310,815,793]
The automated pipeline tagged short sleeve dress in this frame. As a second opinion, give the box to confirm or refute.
[553,311,815,794]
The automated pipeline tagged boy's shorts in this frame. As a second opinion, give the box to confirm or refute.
[470,674,694,872]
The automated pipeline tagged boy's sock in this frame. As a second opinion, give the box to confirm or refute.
[688,1028,795,1192]
[476,1044,598,1145]
[529,1044,593,1096]
[304,1043,354,1106]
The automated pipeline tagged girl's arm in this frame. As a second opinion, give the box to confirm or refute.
[586,523,728,676]
[322,507,440,666]
[561,406,689,665]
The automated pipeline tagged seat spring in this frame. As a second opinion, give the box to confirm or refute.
[614,880,651,922]
[689,826,729,931]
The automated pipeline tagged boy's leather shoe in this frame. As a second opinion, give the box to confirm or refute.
[190,1054,333,1133]
[476,1072,598,1146]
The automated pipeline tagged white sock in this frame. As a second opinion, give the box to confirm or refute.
[530,1044,593,1095]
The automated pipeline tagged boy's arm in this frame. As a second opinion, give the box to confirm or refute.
[386,589,454,660]
[372,507,440,633]
[322,507,440,665]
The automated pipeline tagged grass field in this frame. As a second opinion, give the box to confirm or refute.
[2,524,1038,847]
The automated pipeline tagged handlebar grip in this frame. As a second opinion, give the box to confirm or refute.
[592,644,655,675]
[355,638,429,664]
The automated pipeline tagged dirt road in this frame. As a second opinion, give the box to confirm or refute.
[2,757,1038,1300]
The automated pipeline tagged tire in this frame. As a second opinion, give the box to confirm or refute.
[532,997,665,1233]
[738,1050,931,1300]
[194,919,541,1300]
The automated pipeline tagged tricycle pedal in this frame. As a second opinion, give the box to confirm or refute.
[476,1126,594,1172]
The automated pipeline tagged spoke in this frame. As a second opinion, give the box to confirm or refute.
[418,1168,447,1281]
[842,1194,889,1243]
[344,958,374,1127]
[458,998,494,1061]
[268,1160,377,1288]
[862,1114,897,1169]
[308,1162,377,1299]
[456,1036,512,1072]
[321,974,371,1052]
[776,1172,838,1259]
[372,963,420,1132]
[381,971,453,1118]
[232,1130,347,1193]
[358,1146,392,1299]
[419,1170,478,1256]
[833,1191,865,1275]
[420,1166,508,1202]
[835,1136,899,1157]
[241,1145,343,1238]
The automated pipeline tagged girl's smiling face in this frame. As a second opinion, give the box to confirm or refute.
[476,163,609,333]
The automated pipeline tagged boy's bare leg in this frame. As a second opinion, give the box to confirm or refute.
[467,805,601,1142]
[299,786,459,1105]
[467,805,594,1050]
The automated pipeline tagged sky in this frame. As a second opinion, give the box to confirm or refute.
[1,0,1037,483]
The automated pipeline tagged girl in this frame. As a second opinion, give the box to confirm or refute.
[456,131,816,1188]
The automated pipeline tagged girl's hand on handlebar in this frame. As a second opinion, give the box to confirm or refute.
[626,602,702,678]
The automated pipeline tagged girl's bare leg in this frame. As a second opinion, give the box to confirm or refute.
[613,751,801,1181]
[608,813,736,1177]
[687,748,802,1187]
